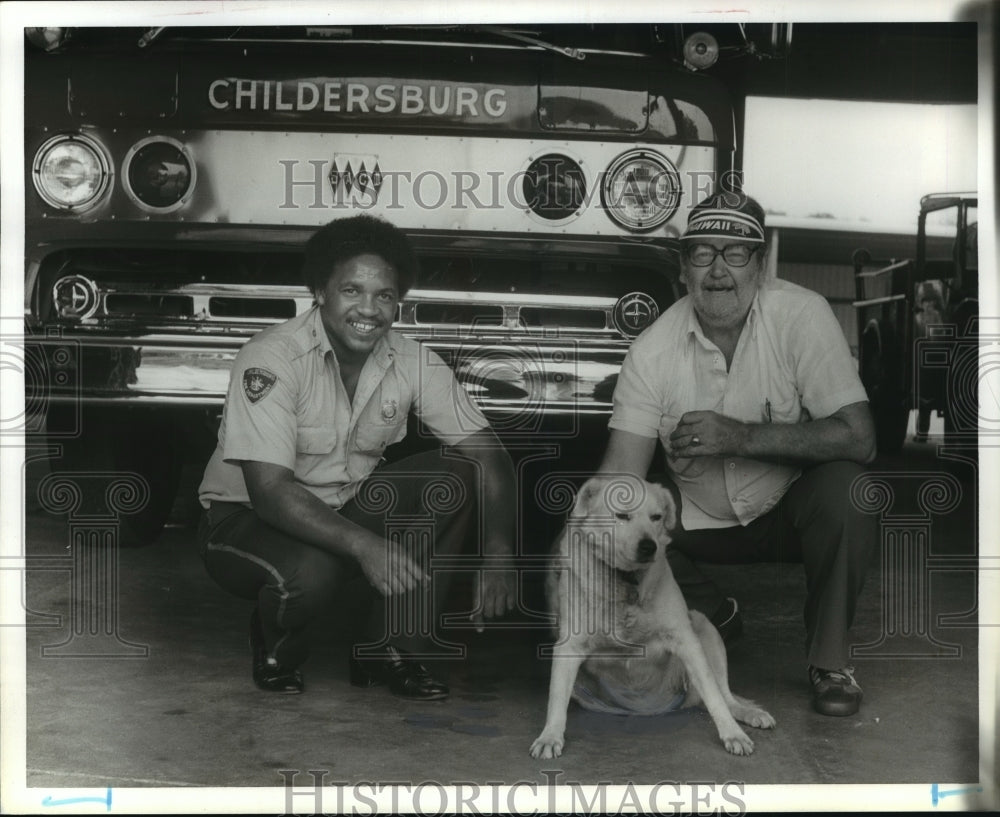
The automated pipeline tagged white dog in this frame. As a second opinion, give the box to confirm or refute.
[529,475,775,759]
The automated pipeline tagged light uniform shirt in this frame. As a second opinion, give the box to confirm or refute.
[609,279,868,530]
[198,306,488,509]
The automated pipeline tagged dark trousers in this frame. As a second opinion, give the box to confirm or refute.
[666,461,876,670]
[196,447,478,670]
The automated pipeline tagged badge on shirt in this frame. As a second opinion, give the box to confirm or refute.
[380,399,398,422]
[243,367,277,404]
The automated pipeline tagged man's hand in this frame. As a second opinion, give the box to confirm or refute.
[668,410,748,459]
[471,568,517,632]
[241,460,431,596]
[354,536,429,596]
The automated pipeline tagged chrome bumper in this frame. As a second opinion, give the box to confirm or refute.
[28,328,628,416]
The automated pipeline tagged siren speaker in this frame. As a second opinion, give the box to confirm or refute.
[683,32,719,70]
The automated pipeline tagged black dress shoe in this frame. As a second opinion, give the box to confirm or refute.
[249,609,303,694]
[348,646,449,701]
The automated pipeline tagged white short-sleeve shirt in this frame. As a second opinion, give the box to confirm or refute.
[609,279,868,530]
[198,306,488,509]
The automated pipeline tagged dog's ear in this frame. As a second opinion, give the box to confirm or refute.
[570,477,603,519]
[649,474,683,537]
[659,487,679,537]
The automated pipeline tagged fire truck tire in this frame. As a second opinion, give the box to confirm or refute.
[44,405,183,547]
[860,324,909,455]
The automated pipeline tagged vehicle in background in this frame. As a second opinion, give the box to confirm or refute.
[852,193,978,453]
[24,24,765,544]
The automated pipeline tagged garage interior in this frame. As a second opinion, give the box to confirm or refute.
[20,434,984,791]
[12,17,992,808]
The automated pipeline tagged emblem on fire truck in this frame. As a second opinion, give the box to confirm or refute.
[52,274,100,320]
[329,154,383,201]
[612,292,659,338]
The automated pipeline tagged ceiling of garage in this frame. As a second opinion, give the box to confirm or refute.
[703,22,979,105]
[45,22,983,106]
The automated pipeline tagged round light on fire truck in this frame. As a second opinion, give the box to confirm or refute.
[32,133,111,212]
[601,149,681,233]
[523,153,587,222]
[123,137,195,212]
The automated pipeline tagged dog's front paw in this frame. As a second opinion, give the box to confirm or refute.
[746,708,776,730]
[721,727,755,756]
[529,731,565,759]
[732,702,776,730]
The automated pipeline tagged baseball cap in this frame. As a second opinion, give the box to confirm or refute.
[682,190,766,243]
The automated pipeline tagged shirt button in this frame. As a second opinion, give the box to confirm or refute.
[731,496,738,503]
[729,461,736,469]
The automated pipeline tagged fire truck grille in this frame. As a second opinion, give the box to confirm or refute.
[414,302,504,326]
[207,297,299,320]
[35,247,673,340]
[520,307,608,330]
[104,293,195,318]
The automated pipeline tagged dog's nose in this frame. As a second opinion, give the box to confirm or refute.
[637,538,657,560]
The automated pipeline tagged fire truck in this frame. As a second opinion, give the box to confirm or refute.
[852,193,979,453]
[24,25,743,544]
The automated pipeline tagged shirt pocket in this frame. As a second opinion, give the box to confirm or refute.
[296,425,338,455]
[354,377,409,454]
[354,417,407,454]
[765,389,803,424]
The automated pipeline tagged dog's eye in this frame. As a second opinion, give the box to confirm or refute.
[650,514,663,521]
[614,513,631,521]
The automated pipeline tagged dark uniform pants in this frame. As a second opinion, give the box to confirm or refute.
[666,460,876,671]
[196,447,478,670]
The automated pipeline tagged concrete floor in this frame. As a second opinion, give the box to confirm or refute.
[14,423,993,807]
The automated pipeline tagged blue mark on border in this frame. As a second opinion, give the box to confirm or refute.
[931,783,982,806]
[42,787,112,811]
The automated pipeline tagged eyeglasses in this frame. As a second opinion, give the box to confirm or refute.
[685,243,760,268]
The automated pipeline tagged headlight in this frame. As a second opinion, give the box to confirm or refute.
[32,133,111,211]
[123,136,195,212]
[601,149,681,232]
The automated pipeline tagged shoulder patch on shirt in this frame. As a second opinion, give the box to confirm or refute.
[243,367,277,404]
